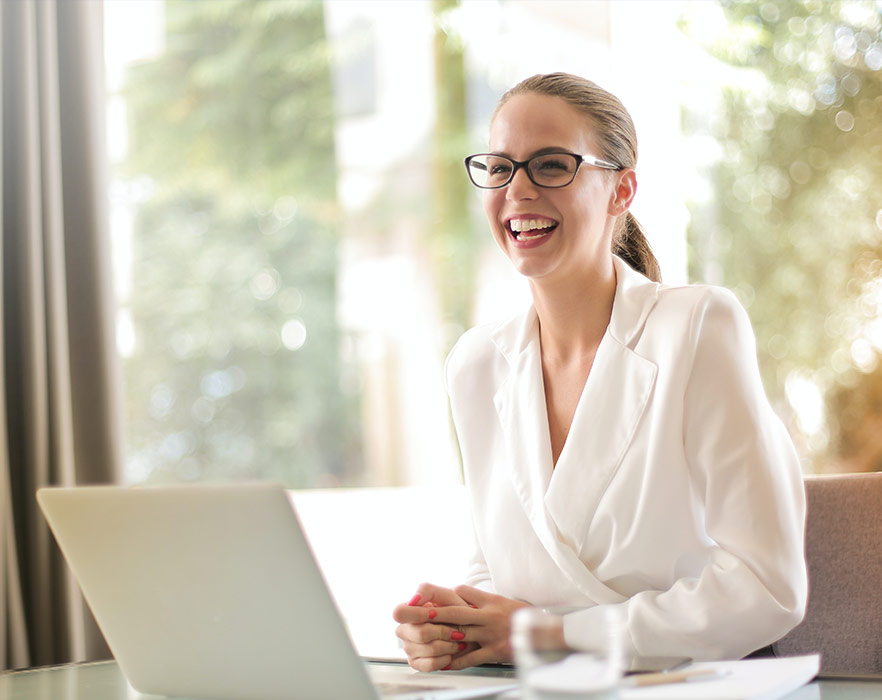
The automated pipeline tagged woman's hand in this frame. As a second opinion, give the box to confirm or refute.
[393,583,531,671]
[431,586,531,669]
[393,583,477,672]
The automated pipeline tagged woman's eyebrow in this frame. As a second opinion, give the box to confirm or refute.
[489,146,578,159]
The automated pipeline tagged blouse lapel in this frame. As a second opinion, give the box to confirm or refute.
[544,335,657,552]
[491,308,553,521]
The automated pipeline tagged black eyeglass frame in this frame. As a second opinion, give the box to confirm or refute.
[463,151,623,189]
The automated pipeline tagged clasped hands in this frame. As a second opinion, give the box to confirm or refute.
[392,582,530,671]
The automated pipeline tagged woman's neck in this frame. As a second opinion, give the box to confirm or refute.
[529,257,617,364]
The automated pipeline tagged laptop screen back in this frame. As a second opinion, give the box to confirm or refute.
[37,483,378,700]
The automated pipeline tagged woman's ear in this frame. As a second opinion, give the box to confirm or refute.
[608,169,637,215]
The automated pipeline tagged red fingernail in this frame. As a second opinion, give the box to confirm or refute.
[408,594,421,606]
[428,609,437,620]
[469,604,478,609]
[451,631,465,641]
[458,642,467,651]
[441,664,452,671]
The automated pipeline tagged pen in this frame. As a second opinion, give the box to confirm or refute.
[624,667,726,687]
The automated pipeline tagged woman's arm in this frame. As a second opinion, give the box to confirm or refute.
[564,289,807,661]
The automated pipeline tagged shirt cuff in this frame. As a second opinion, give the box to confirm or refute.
[562,603,637,660]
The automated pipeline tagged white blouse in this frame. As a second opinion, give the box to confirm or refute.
[444,255,807,661]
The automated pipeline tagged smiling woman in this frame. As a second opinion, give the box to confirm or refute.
[2,0,877,676]
[393,72,807,672]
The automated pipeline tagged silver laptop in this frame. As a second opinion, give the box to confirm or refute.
[37,483,516,700]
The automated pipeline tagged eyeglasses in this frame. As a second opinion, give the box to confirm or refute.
[464,152,621,189]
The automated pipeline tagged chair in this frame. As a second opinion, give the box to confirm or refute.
[772,472,882,674]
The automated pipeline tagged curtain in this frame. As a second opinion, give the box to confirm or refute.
[1,0,122,670]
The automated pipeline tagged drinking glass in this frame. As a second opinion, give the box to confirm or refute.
[511,606,624,700]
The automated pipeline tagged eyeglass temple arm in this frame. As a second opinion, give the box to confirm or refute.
[583,155,621,170]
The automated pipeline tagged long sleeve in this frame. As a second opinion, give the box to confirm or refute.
[563,288,807,660]
[444,338,497,595]
[463,522,495,592]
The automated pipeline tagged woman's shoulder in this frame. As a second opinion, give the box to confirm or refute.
[652,280,746,324]
[649,281,755,350]
[613,257,747,343]
[444,307,532,386]
[444,323,499,396]
[655,278,738,304]
[446,317,510,370]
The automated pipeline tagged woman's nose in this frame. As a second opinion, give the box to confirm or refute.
[506,166,539,200]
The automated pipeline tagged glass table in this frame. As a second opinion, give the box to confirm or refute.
[2,659,882,699]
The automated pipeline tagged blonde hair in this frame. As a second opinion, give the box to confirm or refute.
[495,73,661,282]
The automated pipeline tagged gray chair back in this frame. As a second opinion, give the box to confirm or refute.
[772,472,882,673]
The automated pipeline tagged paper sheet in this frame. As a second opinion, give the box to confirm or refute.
[619,654,820,700]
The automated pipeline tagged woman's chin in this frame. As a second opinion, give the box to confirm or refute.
[509,257,557,281]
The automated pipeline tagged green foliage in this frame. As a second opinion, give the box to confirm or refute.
[432,0,476,347]
[683,0,882,470]
[123,1,336,206]
[120,0,360,486]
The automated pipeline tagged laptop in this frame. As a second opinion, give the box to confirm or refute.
[36,483,517,700]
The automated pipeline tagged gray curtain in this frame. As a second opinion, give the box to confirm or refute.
[1,0,122,670]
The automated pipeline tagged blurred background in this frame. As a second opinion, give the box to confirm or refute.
[103,0,882,489]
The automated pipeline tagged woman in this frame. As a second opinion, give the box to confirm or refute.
[393,73,807,671]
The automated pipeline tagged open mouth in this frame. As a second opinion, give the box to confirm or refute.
[507,217,558,241]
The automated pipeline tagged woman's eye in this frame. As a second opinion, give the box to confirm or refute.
[536,159,568,171]
[489,164,512,175]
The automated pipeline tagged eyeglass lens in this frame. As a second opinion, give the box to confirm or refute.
[467,153,580,188]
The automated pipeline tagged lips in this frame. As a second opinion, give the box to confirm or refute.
[506,216,558,241]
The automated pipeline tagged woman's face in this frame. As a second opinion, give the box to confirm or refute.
[483,92,628,285]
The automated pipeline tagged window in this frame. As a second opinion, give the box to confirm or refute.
[680,0,882,473]
[105,0,882,489]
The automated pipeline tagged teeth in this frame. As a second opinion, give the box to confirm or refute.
[516,230,550,241]
[510,218,556,233]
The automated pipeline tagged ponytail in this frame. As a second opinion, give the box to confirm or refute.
[613,212,661,283]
